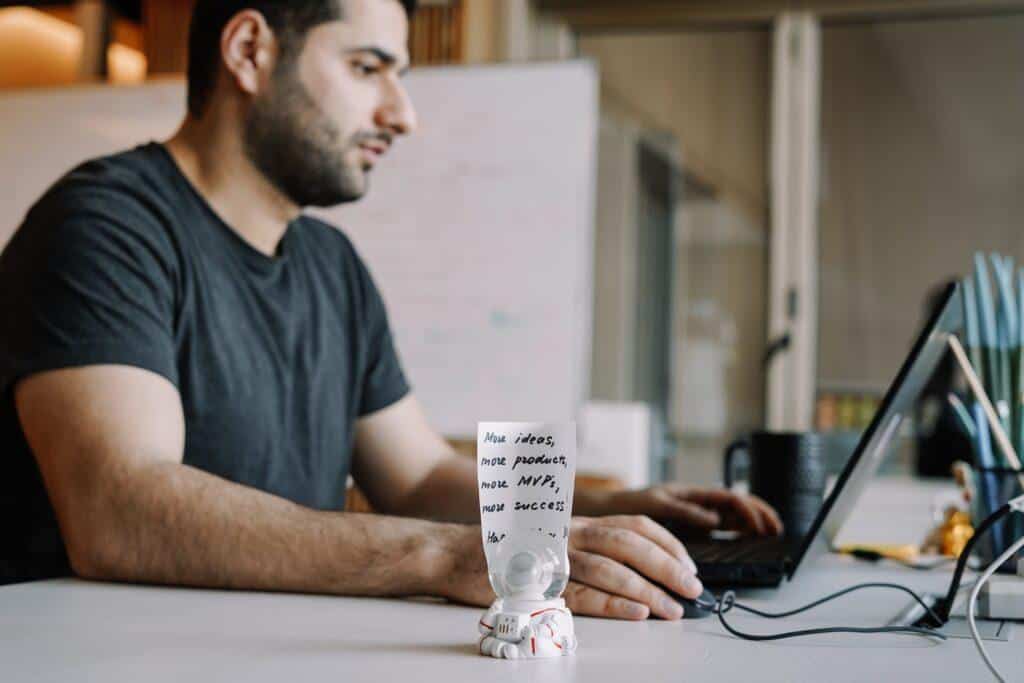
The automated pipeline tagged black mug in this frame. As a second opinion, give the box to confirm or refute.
[724,431,826,539]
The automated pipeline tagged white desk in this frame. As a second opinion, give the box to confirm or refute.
[2,479,1020,683]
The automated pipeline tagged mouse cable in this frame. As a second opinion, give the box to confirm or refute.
[712,583,947,642]
[720,581,943,622]
[708,494,1024,644]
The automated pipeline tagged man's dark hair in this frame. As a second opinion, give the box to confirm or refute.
[187,0,418,118]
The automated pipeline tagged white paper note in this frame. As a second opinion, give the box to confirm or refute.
[477,422,577,549]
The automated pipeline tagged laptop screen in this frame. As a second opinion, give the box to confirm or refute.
[786,282,963,578]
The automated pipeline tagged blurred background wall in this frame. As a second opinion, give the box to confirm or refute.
[819,14,1024,395]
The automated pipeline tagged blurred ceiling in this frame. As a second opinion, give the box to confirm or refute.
[0,6,146,86]
[0,1,141,22]
[541,0,1024,30]
[4,0,1024,28]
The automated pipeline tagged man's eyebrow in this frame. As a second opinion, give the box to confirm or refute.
[346,46,410,75]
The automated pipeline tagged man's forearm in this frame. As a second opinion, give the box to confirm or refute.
[572,488,615,517]
[391,454,480,523]
[74,459,462,597]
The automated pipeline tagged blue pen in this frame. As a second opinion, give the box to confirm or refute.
[1017,268,1024,459]
[975,254,1000,407]
[991,254,1017,345]
[991,254,1016,438]
[948,393,977,440]
[963,278,984,380]
[972,401,1005,556]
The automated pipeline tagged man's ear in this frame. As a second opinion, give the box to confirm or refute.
[219,9,279,98]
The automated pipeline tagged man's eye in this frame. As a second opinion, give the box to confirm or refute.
[352,61,381,76]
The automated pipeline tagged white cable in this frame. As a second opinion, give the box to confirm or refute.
[967,534,1024,683]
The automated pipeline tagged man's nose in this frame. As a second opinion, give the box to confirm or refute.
[375,80,418,137]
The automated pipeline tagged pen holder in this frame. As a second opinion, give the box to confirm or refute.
[971,466,1024,573]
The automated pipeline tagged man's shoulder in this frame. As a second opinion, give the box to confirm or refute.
[9,143,181,268]
[39,142,170,216]
[28,143,176,229]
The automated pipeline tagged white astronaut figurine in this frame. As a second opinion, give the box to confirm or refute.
[477,551,578,659]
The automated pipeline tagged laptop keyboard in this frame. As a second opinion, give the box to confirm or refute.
[687,536,793,563]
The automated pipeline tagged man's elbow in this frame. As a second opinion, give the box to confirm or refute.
[62,507,130,581]
[67,545,107,580]
[51,457,179,582]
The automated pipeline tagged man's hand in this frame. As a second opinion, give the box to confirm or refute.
[433,515,704,621]
[564,515,702,620]
[583,484,784,538]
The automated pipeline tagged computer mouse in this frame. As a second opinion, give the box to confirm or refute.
[672,588,718,619]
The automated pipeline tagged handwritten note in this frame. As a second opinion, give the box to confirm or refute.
[477,422,577,549]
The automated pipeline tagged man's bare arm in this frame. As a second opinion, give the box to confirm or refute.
[16,365,462,596]
[351,395,481,522]
[349,398,763,528]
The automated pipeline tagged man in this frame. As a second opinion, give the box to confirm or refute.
[0,0,780,621]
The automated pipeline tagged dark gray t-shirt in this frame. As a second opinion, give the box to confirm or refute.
[0,142,410,583]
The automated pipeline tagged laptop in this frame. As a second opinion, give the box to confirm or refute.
[677,282,962,587]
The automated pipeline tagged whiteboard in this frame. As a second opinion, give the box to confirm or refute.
[0,61,598,438]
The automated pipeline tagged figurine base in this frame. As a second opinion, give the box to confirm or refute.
[477,597,578,659]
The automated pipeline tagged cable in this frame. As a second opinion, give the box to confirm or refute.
[723,582,943,624]
[967,534,1024,683]
[713,586,947,642]
[704,495,1023,648]
[928,499,1016,626]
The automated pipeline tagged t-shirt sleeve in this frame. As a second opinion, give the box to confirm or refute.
[0,188,178,393]
[353,254,410,417]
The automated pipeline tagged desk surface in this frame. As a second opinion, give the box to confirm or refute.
[2,478,1019,683]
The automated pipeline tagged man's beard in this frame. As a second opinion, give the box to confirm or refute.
[243,63,367,208]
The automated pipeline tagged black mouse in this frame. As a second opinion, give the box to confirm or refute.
[670,588,718,619]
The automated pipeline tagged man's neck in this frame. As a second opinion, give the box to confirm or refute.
[164,115,301,258]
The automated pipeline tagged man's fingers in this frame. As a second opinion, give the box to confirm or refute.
[728,495,765,535]
[602,515,695,570]
[563,580,650,620]
[664,500,721,529]
[573,523,703,599]
[681,489,765,535]
[570,550,684,620]
[747,494,784,535]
